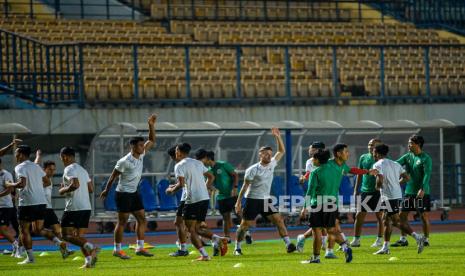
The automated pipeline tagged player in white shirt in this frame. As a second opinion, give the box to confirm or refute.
[6,145,67,265]
[166,143,229,261]
[0,158,19,256]
[371,144,426,255]
[100,114,157,259]
[59,147,99,269]
[234,127,296,255]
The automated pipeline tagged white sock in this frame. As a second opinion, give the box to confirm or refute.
[425,237,429,241]
[341,232,347,242]
[313,254,320,260]
[322,235,328,244]
[114,243,122,252]
[212,234,221,245]
[26,249,34,261]
[180,243,187,251]
[340,242,348,251]
[383,241,390,249]
[85,256,92,265]
[53,237,62,247]
[412,232,420,239]
[353,236,360,242]
[136,240,144,250]
[83,242,94,251]
[13,240,19,246]
[235,241,242,250]
[326,248,334,254]
[245,230,251,236]
[376,236,382,242]
[283,236,291,246]
[400,235,407,242]
[199,247,208,257]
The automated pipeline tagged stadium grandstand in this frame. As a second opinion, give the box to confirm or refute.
[0,0,465,274]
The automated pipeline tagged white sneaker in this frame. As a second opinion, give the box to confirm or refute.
[17,258,34,265]
[350,239,361,247]
[296,234,306,253]
[373,248,390,255]
[371,239,383,248]
[15,247,25,259]
[321,237,327,250]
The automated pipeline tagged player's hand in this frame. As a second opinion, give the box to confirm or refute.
[36,149,42,157]
[299,208,308,221]
[99,189,109,200]
[417,189,425,199]
[299,175,306,184]
[271,127,281,137]
[368,169,378,176]
[166,187,174,195]
[148,114,157,125]
[235,202,242,215]
[12,138,22,146]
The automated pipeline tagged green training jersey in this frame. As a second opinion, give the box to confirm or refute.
[209,161,236,200]
[358,153,377,193]
[396,151,432,195]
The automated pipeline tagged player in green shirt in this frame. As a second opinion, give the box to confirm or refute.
[393,135,432,247]
[351,138,385,248]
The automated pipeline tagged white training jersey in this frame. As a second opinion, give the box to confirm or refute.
[372,158,405,200]
[115,152,145,193]
[174,158,209,204]
[63,163,92,211]
[244,158,278,199]
[15,160,47,206]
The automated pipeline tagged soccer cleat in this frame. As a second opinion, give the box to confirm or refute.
[301,257,321,264]
[113,250,131,260]
[213,244,219,257]
[325,251,337,259]
[373,248,390,255]
[287,243,297,253]
[17,258,34,265]
[296,234,306,253]
[136,249,154,257]
[424,239,430,247]
[391,239,408,247]
[350,239,361,247]
[169,250,189,257]
[193,256,211,261]
[15,247,25,259]
[90,247,100,267]
[416,236,426,254]
[344,247,353,263]
[59,242,71,259]
[233,249,243,256]
[10,244,18,257]
[219,238,228,256]
[245,233,253,245]
[371,239,383,248]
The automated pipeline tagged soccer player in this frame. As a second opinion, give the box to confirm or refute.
[59,147,99,268]
[5,145,68,264]
[34,150,72,256]
[393,135,432,247]
[351,139,385,248]
[296,142,329,255]
[0,158,19,256]
[301,148,353,264]
[100,114,157,259]
[371,144,426,254]
[166,143,228,261]
[234,127,296,256]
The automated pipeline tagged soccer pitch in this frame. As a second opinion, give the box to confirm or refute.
[1,232,464,275]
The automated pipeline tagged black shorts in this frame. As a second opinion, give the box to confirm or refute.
[115,191,144,213]
[61,210,91,229]
[242,198,277,221]
[217,197,236,214]
[176,201,185,217]
[0,207,16,226]
[183,200,209,221]
[359,191,382,212]
[308,205,338,228]
[401,194,431,212]
[383,199,402,216]
[44,208,60,228]
[18,204,46,222]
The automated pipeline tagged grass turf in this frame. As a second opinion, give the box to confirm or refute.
[1,232,464,275]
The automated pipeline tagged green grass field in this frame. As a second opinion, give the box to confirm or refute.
[1,232,464,275]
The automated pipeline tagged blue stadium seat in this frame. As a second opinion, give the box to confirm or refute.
[139,178,159,212]
[102,180,117,211]
[157,179,178,211]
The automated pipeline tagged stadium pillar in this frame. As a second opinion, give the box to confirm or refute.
[285,129,292,197]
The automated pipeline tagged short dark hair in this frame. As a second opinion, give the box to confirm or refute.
[60,147,75,157]
[195,148,208,160]
[310,141,325,149]
[206,151,215,161]
[129,136,145,146]
[409,135,425,148]
[374,144,389,156]
[332,143,348,157]
[17,145,31,157]
[177,143,191,154]
[259,146,272,152]
[43,160,56,169]
[314,149,331,164]
[167,145,177,159]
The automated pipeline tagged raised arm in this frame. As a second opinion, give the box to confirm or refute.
[144,114,157,152]
[0,139,22,157]
[271,127,285,162]
[34,149,42,165]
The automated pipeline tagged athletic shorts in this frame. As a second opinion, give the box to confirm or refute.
[383,199,402,216]
[217,197,236,214]
[115,191,144,213]
[401,194,431,212]
[176,201,185,217]
[359,191,382,212]
[0,207,16,226]
[44,208,60,229]
[183,200,209,221]
[308,205,338,228]
[18,204,46,222]
[61,210,91,229]
[242,198,277,221]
